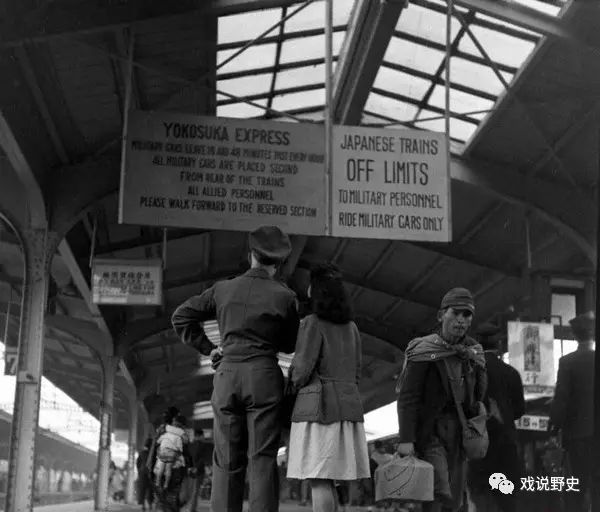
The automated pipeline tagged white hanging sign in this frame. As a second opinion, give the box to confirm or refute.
[508,321,555,394]
[91,258,163,305]
[331,126,450,241]
[119,110,326,235]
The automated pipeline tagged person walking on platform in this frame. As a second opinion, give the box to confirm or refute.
[147,407,180,477]
[467,323,525,512]
[550,311,596,512]
[396,288,487,512]
[188,429,212,512]
[137,438,155,512]
[172,225,300,512]
[286,263,370,512]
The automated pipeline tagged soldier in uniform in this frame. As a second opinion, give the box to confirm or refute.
[171,225,299,512]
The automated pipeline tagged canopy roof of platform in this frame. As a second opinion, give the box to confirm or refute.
[0,0,597,432]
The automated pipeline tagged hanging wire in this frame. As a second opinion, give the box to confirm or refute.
[445,0,453,241]
[88,212,98,269]
[162,228,168,270]
[324,0,334,236]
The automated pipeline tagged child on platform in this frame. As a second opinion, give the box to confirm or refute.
[153,414,189,490]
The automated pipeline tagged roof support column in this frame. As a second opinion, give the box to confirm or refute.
[6,227,58,512]
[95,356,118,512]
[530,273,551,323]
[125,398,139,504]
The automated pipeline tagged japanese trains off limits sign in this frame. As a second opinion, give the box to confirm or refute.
[331,125,450,242]
[119,110,326,236]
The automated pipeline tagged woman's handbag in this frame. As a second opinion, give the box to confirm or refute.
[444,360,489,460]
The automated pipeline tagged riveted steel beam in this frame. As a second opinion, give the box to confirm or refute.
[0,0,316,48]
[333,0,408,125]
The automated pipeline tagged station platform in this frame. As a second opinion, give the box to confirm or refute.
[30,500,381,512]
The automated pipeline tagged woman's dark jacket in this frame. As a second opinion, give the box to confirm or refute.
[290,314,364,424]
[396,334,487,452]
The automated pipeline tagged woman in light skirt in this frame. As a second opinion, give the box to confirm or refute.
[287,263,370,512]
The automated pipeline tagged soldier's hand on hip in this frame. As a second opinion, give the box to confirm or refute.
[210,347,223,370]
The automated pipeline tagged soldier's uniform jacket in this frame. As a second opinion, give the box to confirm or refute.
[171,267,299,360]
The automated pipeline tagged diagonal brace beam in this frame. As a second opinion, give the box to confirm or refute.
[333,0,408,125]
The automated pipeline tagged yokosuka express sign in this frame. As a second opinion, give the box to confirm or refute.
[119,111,326,236]
[119,110,450,242]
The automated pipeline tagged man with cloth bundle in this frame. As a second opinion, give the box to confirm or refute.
[396,287,487,512]
[171,225,299,512]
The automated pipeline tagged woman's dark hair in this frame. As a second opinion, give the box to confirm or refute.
[310,263,353,324]
[163,406,180,425]
[173,413,187,427]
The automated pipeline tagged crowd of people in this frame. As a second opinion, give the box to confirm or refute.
[126,224,595,512]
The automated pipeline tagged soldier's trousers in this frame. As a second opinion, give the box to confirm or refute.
[211,357,284,512]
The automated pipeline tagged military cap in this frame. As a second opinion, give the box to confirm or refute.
[476,322,501,349]
[440,287,475,313]
[249,225,291,262]
[569,311,595,340]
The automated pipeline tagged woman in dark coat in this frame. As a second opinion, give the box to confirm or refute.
[286,263,370,512]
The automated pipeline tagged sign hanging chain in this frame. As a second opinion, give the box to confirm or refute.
[445,0,453,242]
[88,212,98,269]
[324,0,334,236]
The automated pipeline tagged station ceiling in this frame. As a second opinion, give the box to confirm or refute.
[0,0,597,435]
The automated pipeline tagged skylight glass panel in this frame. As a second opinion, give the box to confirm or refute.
[362,112,389,126]
[279,32,346,65]
[475,13,541,37]
[469,112,489,121]
[458,26,536,68]
[284,0,354,32]
[449,57,512,97]
[417,0,469,14]
[217,44,277,74]
[218,73,273,98]
[373,67,431,101]
[270,113,320,123]
[414,112,477,142]
[218,9,283,45]
[385,38,445,75]
[512,0,563,16]
[271,88,325,111]
[217,99,268,118]
[396,4,461,46]
[275,63,325,89]
[365,92,419,122]
[428,85,495,116]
